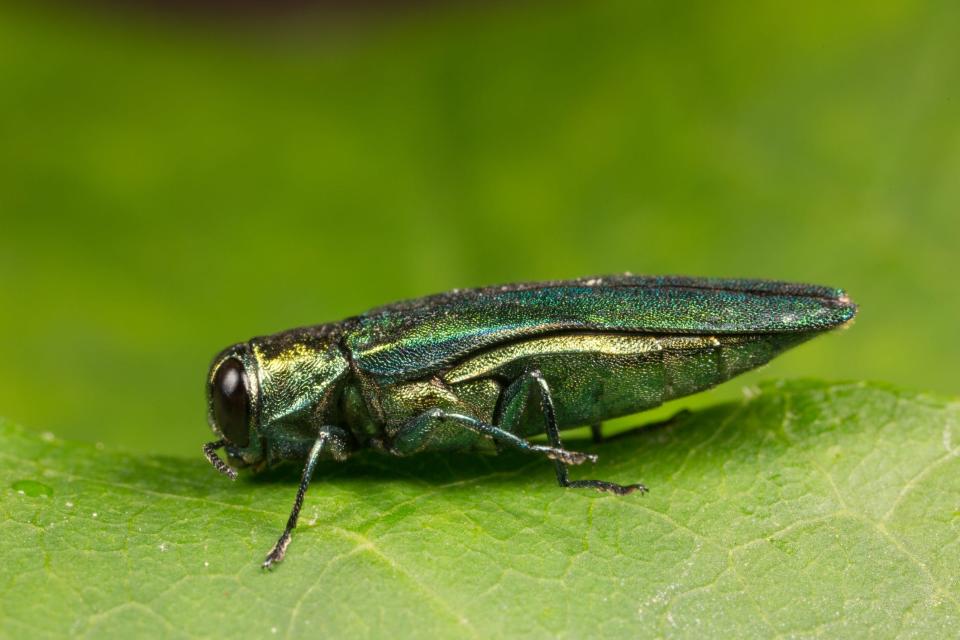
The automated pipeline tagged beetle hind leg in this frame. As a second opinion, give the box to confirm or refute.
[498,370,647,496]
[565,478,645,495]
[390,408,597,465]
[590,423,604,444]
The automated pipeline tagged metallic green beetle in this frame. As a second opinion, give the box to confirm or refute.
[202,274,857,568]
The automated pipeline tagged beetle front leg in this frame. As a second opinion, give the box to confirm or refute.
[262,426,350,570]
[497,370,647,496]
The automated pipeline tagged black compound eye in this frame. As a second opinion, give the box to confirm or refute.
[212,358,250,447]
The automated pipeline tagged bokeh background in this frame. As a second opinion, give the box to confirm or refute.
[1,0,957,457]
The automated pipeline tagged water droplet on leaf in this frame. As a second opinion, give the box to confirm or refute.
[11,480,53,497]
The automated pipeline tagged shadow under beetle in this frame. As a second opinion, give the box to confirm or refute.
[202,274,857,568]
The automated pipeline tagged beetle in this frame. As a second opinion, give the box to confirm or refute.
[202,274,857,568]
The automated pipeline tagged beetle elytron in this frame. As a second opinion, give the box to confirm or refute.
[202,275,857,568]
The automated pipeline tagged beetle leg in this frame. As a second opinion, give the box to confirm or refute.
[202,439,238,480]
[390,408,597,465]
[498,370,647,496]
[590,423,604,444]
[262,426,350,570]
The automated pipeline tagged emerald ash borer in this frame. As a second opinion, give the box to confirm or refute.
[202,275,857,568]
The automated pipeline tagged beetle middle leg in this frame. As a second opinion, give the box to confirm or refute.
[497,370,647,496]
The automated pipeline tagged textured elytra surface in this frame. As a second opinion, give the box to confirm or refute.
[347,276,856,380]
[1,380,958,638]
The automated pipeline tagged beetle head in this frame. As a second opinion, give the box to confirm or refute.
[205,343,266,474]
[203,325,351,478]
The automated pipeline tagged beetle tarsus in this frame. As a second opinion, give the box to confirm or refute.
[262,530,291,570]
[202,440,238,480]
[540,447,598,465]
[566,480,648,495]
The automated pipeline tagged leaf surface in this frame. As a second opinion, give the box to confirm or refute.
[2,380,958,638]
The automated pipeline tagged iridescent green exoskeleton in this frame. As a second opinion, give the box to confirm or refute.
[202,275,857,568]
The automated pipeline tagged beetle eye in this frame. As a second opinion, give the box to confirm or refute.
[212,357,250,447]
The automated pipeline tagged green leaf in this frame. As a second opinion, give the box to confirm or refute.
[2,380,958,638]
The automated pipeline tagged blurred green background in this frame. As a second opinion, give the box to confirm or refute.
[0,0,957,457]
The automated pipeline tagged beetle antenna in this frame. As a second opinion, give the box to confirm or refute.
[202,440,238,480]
